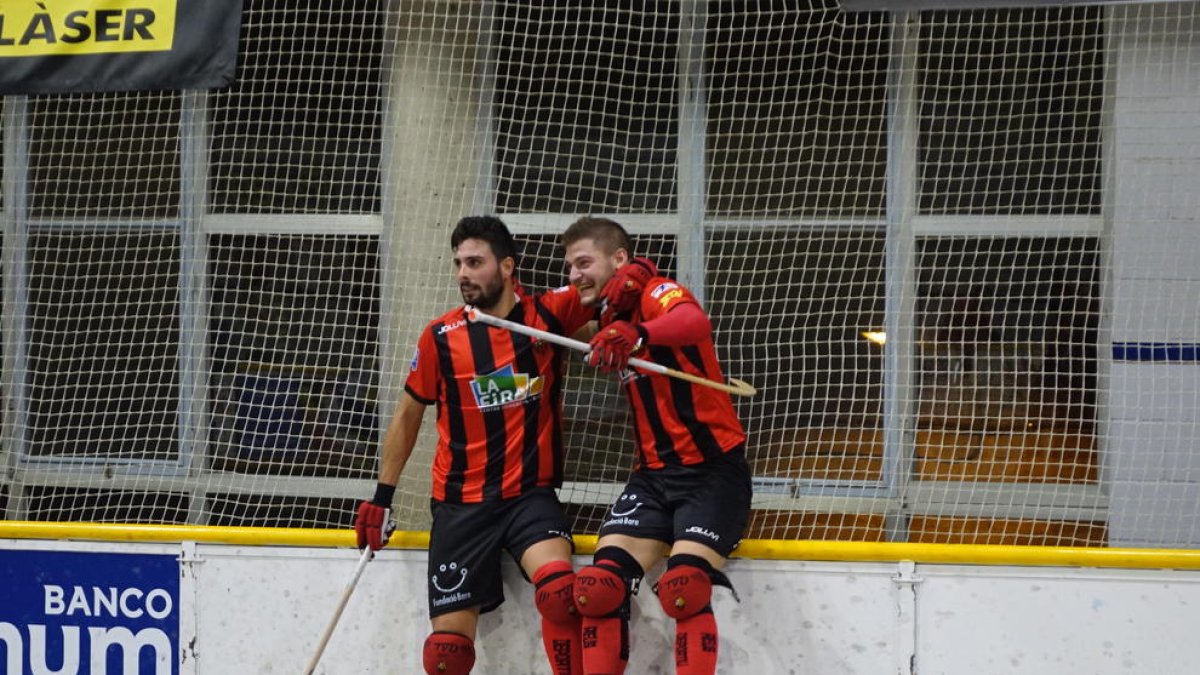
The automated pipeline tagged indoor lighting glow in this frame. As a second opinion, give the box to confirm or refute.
[861,331,887,346]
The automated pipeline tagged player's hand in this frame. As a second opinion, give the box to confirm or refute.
[599,257,657,325]
[587,320,646,372]
[355,500,394,552]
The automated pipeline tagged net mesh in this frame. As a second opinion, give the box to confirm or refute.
[2,0,1199,551]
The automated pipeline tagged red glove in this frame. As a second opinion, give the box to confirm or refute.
[599,257,657,324]
[355,486,396,551]
[587,320,647,372]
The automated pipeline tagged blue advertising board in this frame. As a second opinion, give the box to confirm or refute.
[0,549,179,675]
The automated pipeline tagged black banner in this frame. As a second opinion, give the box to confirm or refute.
[0,0,243,95]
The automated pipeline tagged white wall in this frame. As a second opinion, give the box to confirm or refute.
[1107,3,1200,547]
[3,539,1200,675]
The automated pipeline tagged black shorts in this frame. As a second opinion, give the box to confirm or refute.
[597,447,752,558]
[427,487,573,617]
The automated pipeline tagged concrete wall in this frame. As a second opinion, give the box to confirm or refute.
[3,538,1199,674]
[1106,3,1200,547]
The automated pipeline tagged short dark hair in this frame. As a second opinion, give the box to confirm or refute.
[451,215,519,265]
[562,217,632,256]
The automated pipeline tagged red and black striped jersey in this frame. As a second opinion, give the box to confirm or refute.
[405,287,594,503]
[621,279,746,470]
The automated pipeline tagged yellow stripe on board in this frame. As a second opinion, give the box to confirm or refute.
[3,522,1200,570]
[0,521,428,550]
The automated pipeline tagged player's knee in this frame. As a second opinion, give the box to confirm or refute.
[656,554,721,620]
[532,560,578,625]
[423,631,475,675]
[573,546,643,618]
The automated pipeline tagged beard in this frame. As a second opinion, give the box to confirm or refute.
[460,275,506,310]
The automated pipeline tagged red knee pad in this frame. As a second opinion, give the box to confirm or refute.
[577,569,631,675]
[574,561,629,618]
[656,555,716,620]
[534,561,582,675]
[423,631,475,675]
[534,560,578,624]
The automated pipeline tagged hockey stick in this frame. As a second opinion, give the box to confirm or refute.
[466,307,757,397]
[303,546,375,675]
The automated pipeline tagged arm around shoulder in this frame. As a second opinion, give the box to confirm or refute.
[641,301,712,347]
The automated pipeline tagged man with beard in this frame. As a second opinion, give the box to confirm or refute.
[353,216,597,675]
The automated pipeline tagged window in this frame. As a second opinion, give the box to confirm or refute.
[28,94,181,220]
[207,235,380,478]
[707,1,890,218]
[494,1,680,213]
[707,227,886,482]
[26,231,180,461]
[917,7,1105,215]
[208,3,385,214]
[913,236,1100,481]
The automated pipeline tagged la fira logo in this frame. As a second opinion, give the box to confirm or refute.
[470,364,542,410]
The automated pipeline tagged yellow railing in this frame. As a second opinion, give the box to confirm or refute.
[4,521,1200,570]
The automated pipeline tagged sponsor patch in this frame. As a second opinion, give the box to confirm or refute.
[438,319,467,335]
[470,363,543,410]
[658,289,684,308]
[649,282,678,299]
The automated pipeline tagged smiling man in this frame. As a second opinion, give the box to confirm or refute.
[353,216,595,675]
[562,216,752,675]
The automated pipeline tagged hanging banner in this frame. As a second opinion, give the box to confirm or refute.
[0,548,181,675]
[0,0,242,94]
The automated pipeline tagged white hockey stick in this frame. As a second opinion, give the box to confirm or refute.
[303,546,374,675]
[466,307,757,397]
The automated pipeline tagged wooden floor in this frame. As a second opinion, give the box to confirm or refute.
[746,425,1105,546]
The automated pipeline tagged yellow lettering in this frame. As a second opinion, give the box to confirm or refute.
[0,2,176,58]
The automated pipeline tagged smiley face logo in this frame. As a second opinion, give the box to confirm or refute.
[610,493,643,517]
[432,561,469,593]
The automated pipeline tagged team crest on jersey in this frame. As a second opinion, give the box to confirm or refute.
[649,282,677,299]
[471,363,543,410]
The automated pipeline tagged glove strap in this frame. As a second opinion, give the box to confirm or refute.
[372,482,396,507]
[634,324,649,348]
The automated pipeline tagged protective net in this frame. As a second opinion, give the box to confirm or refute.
[1,0,1198,551]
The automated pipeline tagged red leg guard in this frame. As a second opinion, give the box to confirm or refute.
[534,561,583,675]
[672,605,715,672]
[674,606,719,675]
[581,615,628,675]
[423,631,475,675]
[575,548,642,675]
[656,555,723,675]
